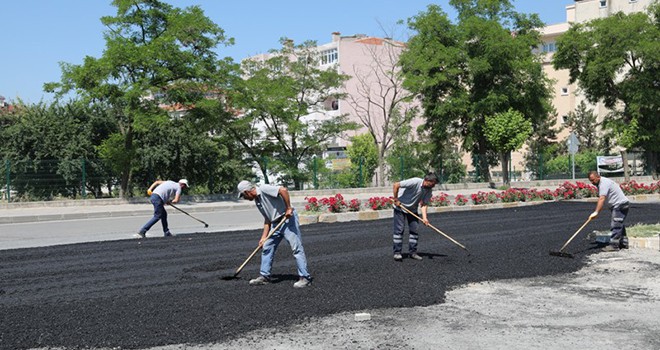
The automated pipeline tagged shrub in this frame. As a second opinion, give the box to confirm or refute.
[620,180,658,195]
[348,198,361,212]
[575,181,598,198]
[368,196,393,210]
[454,194,469,206]
[304,196,323,212]
[500,188,527,203]
[470,191,499,205]
[555,181,578,200]
[429,192,450,207]
[319,193,348,213]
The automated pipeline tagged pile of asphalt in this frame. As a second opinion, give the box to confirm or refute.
[1,201,658,349]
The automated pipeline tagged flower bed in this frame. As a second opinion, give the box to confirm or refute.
[429,192,450,207]
[300,180,659,214]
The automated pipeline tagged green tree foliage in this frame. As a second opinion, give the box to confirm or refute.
[45,0,234,196]
[385,125,434,182]
[399,0,554,182]
[553,2,660,175]
[229,39,358,189]
[545,151,598,177]
[484,109,532,184]
[0,101,116,199]
[345,133,379,187]
[564,101,600,151]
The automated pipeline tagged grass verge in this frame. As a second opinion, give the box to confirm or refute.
[627,223,660,238]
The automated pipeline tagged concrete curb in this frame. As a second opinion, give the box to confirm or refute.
[629,236,660,250]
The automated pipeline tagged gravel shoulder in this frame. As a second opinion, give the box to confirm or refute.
[180,249,660,350]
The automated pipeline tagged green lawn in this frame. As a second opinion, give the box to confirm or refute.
[627,223,660,238]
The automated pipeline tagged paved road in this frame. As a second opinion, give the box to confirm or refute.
[0,201,658,349]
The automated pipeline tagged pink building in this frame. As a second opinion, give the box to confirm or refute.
[319,32,421,150]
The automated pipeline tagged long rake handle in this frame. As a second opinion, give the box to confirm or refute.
[397,204,468,251]
[559,217,592,252]
[233,218,287,277]
[169,203,209,227]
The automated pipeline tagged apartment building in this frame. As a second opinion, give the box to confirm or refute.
[502,0,654,181]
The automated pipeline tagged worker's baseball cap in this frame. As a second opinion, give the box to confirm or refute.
[237,180,253,198]
[179,179,190,188]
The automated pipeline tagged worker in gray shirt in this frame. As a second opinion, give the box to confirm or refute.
[392,173,438,261]
[137,179,189,238]
[588,171,630,251]
[237,180,312,288]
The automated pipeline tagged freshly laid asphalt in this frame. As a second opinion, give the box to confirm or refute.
[1,201,659,349]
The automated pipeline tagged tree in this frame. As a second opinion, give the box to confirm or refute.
[483,109,532,185]
[345,36,417,186]
[0,100,116,199]
[399,0,554,183]
[229,39,358,189]
[553,2,660,176]
[45,0,234,196]
[564,101,600,151]
[345,133,379,187]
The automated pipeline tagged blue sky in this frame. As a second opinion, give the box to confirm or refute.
[0,0,574,104]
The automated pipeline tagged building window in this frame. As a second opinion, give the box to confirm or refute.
[542,42,556,53]
[561,87,569,96]
[320,48,338,65]
[561,115,568,124]
[600,0,607,7]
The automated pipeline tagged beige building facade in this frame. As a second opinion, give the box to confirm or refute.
[496,0,654,182]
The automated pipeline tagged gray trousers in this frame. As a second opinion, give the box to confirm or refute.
[393,208,419,254]
[609,202,630,248]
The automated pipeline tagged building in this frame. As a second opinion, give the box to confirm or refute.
[501,0,653,181]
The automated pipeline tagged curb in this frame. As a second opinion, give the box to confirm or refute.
[629,236,660,251]
[299,200,547,225]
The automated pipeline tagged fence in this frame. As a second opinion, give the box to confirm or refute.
[2,159,118,202]
[3,152,654,202]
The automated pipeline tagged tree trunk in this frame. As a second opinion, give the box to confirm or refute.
[621,150,630,182]
[501,152,510,186]
[647,150,658,179]
[476,138,492,184]
[119,131,134,198]
[377,153,385,187]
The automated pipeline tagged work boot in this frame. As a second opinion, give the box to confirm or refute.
[393,253,403,261]
[293,276,312,288]
[136,231,146,239]
[410,253,423,261]
[601,245,620,252]
[249,275,270,286]
[164,231,173,237]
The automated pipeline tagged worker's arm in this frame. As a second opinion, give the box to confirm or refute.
[259,220,271,245]
[147,180,163,195]
[171,192,181,204]
[278,186,294,218]
[590,195,606,219]
[420,203,430,226]
[393,182,401,206]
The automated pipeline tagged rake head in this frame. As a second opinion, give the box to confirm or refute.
[221,275,240,281]
[549,250,574,259]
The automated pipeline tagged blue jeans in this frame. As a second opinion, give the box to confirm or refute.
[260,211,310,279]
[140,194,169,234]
[393,208,419,254]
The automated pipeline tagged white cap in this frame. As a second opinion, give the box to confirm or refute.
[179,179,189,187]
[237,180,253,198]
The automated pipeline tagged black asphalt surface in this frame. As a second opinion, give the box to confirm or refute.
[1,201,658,349]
